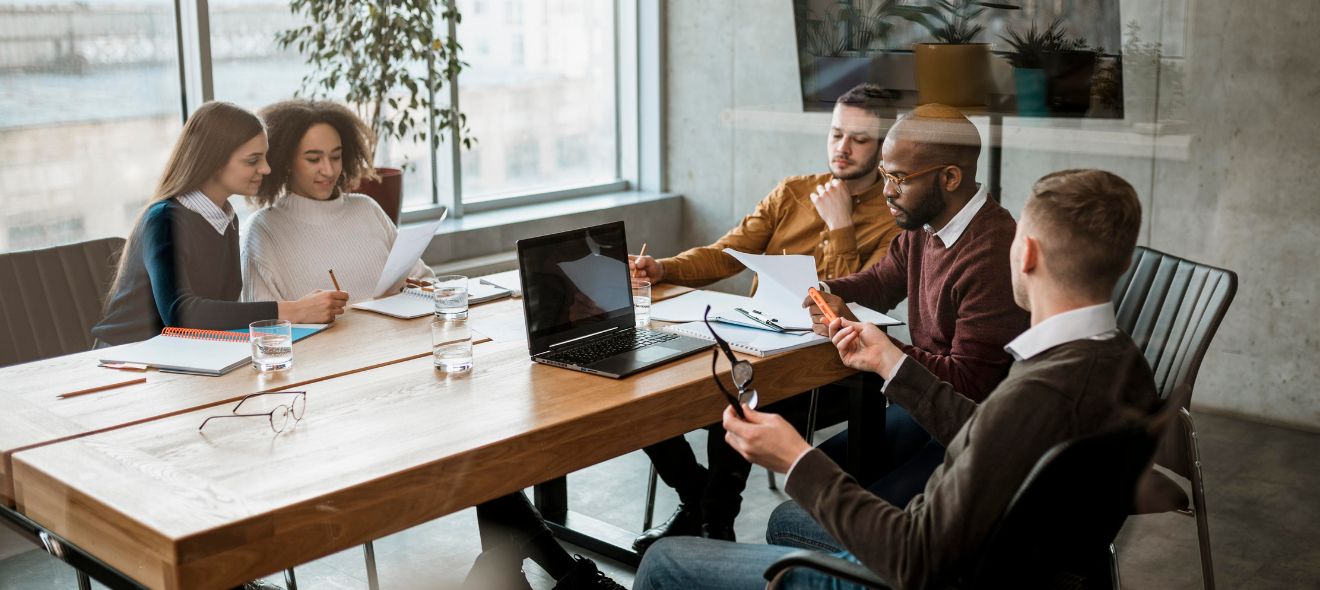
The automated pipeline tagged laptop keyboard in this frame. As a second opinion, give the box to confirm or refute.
[543,328,679,366]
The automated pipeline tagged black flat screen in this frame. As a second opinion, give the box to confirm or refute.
[517,222,635,355]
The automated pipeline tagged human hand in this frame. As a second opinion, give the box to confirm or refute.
[629,254,664,283]
[810,178,854,231]
[722,404,813,473]
[828,317,904,376]
[280,289,349,323]
[802,290,858,336]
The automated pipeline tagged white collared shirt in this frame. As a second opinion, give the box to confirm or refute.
[176,190,236,236]
[1004,303,1119,361]
[924,184,988,248]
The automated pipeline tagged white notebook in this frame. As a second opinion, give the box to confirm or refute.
[352,280,513,319]
[351,287,434,319]
[662,321,827,357]
[478,270,523,297]
[98,328,252,376]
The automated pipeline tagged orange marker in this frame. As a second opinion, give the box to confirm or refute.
[807,287,839,324]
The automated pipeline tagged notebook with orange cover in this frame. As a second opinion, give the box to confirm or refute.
[98,327,253,376]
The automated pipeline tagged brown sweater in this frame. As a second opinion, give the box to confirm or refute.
[660,173,902,292]
[786,335,1159,590]
[824,200,1028,401]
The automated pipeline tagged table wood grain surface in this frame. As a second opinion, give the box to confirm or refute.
[6,284,857,589]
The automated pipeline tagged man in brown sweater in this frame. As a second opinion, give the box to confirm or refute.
[795,104,1029,516]
[634,169,1158,590]
[631,84,905,551]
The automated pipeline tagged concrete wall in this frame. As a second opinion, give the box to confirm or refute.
[663,0,1320,430]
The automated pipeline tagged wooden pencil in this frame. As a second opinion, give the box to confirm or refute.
[328,269,342,291]
[58,377,147,399]
[632,243,648,278]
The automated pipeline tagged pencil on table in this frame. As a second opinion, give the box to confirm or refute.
[632,243,648,278]
[328,269,342,291]
[58,377,147,399]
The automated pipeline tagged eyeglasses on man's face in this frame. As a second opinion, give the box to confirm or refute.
[198,391,307,434]
[880,164,956,196]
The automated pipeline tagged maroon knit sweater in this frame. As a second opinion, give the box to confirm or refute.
[825,199,1029,402]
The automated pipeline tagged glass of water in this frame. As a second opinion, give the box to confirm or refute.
[434,274,469,320]
[432,318,473,373]
[632,279,652,327]
[250,319,293,372]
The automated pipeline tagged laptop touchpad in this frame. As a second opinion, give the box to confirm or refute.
[628,346,680,363]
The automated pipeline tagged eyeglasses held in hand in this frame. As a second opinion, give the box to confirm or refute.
[703,306,759,419]
[198,391,307,434]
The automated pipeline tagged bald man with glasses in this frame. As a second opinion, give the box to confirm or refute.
[791,104,1030,512]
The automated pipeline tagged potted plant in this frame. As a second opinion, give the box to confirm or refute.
[999,18,1065,116]
[907,0,1018,107]
[1121,20,1186,127]
[276,0,475,222]
[799,0,925,104]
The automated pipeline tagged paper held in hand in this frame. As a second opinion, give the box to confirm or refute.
[721,249,820,330]
[373,210,448,298]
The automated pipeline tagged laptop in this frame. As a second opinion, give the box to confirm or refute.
[516,221,713,378]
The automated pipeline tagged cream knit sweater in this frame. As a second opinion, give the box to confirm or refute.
[241,193,435,303]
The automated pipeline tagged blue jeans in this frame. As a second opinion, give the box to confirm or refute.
[633,537,878,590]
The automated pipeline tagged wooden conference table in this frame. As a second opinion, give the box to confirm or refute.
[0,285,866,589]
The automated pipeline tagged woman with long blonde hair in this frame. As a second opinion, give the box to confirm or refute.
[93,101,347,346]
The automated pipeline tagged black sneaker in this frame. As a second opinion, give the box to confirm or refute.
[552,555,626,590]
[632,504,702,552]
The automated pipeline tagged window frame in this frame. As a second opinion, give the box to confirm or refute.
[176,0,662,223]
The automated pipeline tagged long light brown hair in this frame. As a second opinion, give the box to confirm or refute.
[251,99,377,207]
[106,101,266,303]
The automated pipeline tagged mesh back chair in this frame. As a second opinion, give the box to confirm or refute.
[764,410,1170,590]
[0,237,124,367]
[1111,246,1237,590]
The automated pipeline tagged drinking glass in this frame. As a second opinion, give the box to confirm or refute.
[434,274,469,320]
[632,279,652,327]
[432,318,473,373]
[250,319,293,372]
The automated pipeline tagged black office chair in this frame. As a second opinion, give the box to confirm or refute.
[0,237,124,367]
[763,409,1170,590]
[1111,246,1237,590]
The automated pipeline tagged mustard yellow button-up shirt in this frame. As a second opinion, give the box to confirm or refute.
[660,172,901,293]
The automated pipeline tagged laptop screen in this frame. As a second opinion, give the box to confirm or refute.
[517,222,635,354]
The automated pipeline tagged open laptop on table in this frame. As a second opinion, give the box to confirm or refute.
[517,221,713,378]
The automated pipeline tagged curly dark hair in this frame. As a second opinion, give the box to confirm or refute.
[251,99,377,206]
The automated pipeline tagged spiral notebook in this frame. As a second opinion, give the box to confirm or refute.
[98,327,253,376]
[662,321,827,357]
[352,281,512,319]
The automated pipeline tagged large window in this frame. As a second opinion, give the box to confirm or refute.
[1,0,631,252]
[456,0,618,205]
[0,1,183,252]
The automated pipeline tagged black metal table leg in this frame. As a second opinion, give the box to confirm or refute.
[0,504,145,590]
[534,476,642,567]
[847,371,888,485]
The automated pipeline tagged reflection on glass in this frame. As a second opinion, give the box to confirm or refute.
[0,0,182,251]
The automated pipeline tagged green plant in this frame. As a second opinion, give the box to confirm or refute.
[838,0,932,54]
[802,9,849,57]
[1000,17,1099,68]
[907,0,1019,45]
[276,0,475,153]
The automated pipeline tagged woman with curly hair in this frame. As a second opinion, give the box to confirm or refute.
[241,99,433,303]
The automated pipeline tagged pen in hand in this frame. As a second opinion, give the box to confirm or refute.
[328,269,341,291]
[631,243,648,278]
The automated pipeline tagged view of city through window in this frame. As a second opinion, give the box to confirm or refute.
[0,0,618,252]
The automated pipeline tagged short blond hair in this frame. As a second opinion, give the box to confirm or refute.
[1024,169,1142,299]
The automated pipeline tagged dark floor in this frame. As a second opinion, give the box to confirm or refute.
[2,411,1317,589]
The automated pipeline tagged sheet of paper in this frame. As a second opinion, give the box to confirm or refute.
[649,289,753,323]
[374,211,448,297]
[723,249,818,329]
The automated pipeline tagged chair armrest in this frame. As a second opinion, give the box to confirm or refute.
[762,550,891,589]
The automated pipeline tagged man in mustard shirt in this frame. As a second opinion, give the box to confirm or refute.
[629,84,903,552]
